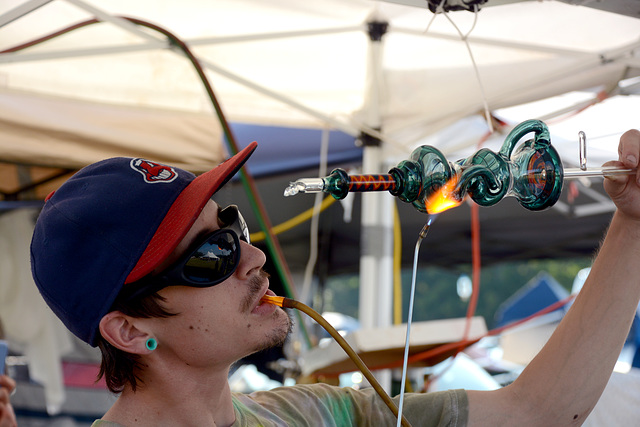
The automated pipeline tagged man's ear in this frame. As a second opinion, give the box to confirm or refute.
[99,311,151,354]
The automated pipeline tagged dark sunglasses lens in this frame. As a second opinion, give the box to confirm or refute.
[219,205,250,243]
[183,231,238,284]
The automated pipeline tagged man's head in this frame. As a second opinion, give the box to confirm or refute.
[30,142,292,392]
[30,143,257,346]
[96,199,291,392]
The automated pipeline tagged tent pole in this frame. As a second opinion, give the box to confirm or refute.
[394,26,593,57]
[0,0,53,28]
[359,19,394,393]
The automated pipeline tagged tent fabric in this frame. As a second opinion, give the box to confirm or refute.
[0,208,74,415]
[0,89,224,172]
[583,369,640,426]
[229,123,361,177]
[1,0,639,165]
[0,89,362,180]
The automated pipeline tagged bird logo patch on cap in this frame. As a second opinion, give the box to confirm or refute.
[130,158,178,184]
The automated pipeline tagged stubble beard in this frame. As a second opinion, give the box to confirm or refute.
[255,308,293,353]
[244,269,293,353]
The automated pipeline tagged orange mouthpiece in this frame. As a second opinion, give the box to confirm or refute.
[260,294,285,307]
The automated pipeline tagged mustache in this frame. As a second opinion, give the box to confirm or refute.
[241,269,270,312]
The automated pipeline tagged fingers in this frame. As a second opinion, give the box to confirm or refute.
[0,377,14,395]
[0,402,17,427]
[0,394,16,427]
[604,130,640,198]
[603,160,629,198]
[0,376,16,427]
[619,129,640,183]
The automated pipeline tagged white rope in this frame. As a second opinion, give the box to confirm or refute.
[300,127,331,306]
[443,5,494,132]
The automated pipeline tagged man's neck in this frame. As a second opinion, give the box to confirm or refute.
[102,367,236,427]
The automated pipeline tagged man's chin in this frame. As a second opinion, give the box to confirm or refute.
[254,308,293,353]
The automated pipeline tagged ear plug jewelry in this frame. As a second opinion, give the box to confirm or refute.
[145,338,158,351]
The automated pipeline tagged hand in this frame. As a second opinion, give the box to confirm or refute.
[603,129,640,220]
[0,375,17,427]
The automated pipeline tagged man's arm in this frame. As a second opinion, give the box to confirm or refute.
[467,129,640,426]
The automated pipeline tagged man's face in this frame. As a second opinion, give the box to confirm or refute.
[146,200,291,369]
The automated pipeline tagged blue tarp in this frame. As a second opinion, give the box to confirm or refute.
[494,272,569,328]
[229,123,361,178]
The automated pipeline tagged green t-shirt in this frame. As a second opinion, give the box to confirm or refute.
[92,383,468,426]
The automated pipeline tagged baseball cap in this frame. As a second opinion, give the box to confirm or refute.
[30,142,257,346]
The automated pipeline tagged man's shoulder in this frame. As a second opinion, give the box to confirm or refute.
[233,384,468,427]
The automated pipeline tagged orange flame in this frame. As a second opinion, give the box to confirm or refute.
[425,175,464,214]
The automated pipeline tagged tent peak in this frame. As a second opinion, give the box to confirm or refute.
[366,20,389,41]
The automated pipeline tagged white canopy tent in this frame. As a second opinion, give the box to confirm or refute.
[1,0,639,159]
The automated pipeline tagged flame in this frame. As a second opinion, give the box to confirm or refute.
[425,175,464,214]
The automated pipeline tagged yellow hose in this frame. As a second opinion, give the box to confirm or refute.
[393,201,403,325]
[250,196,336,242]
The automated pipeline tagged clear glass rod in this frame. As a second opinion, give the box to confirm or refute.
[564,166,637,179]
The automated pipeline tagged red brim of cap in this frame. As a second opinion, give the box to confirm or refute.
[125,142,257,284]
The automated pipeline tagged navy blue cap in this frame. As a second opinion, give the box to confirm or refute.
[30,143,257,346]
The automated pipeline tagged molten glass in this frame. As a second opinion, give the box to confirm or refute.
[425,175,464,214]
[284,119,564,214]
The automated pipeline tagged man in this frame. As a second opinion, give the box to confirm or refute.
[29,129,640,426]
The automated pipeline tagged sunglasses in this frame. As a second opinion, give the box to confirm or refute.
[123,205,250,301]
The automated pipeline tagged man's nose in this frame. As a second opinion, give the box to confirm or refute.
[234,240,267,279]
